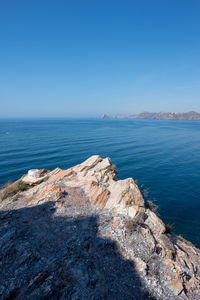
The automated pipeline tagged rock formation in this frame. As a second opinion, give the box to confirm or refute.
[0,156,200,299]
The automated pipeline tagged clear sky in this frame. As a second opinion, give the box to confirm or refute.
[0,0,200,118]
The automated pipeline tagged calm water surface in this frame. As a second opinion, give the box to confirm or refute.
[0,118,200,247]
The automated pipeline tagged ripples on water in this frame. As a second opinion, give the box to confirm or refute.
[0,118,200,247]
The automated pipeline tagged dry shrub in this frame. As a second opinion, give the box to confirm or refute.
[0,180,30,201]
[165,223,174,234]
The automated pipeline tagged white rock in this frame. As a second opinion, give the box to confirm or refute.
[28,169,40,178]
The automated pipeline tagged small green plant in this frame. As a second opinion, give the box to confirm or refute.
[111,164,116,170]
[140,184,149,198]
[165,223,174,234]
[107,164,116,171]
[145,200,158,212]
[16,181,30,192]
[13,193,21,202]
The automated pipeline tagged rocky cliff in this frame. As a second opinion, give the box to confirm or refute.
[0,156,200,299]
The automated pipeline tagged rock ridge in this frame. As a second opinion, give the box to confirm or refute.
[0,155,200,299]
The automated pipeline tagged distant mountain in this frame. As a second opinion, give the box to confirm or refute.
[129,111,200,120]
[102,111,200,120]
[102,114,110,119]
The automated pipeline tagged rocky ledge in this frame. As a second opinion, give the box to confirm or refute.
[0,156,200,299]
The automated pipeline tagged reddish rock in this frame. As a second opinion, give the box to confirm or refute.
[1,155,200,299]
[48,169,74,183]
[112,217,121,228]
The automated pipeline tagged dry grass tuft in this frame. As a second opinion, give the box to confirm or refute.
[0,180,30,202]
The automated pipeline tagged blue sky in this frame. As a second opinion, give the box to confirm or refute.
[0,0,200,117]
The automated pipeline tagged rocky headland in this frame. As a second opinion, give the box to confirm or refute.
[102,111,200,120]
[0,156,200,299]
[129,111,200,120]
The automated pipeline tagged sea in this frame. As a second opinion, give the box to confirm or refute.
[0,118,200,248]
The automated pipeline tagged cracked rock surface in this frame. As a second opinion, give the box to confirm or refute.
[0,155,200,299]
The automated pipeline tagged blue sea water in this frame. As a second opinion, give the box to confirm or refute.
[0,118,200,247]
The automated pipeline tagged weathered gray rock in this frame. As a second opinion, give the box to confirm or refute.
[0,155,200,299]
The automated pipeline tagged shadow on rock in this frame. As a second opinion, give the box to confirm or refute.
[0,201,155,300]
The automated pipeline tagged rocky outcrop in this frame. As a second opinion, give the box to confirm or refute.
[0,156,200,299]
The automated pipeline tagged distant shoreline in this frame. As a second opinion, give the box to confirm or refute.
[102,111,200,121]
